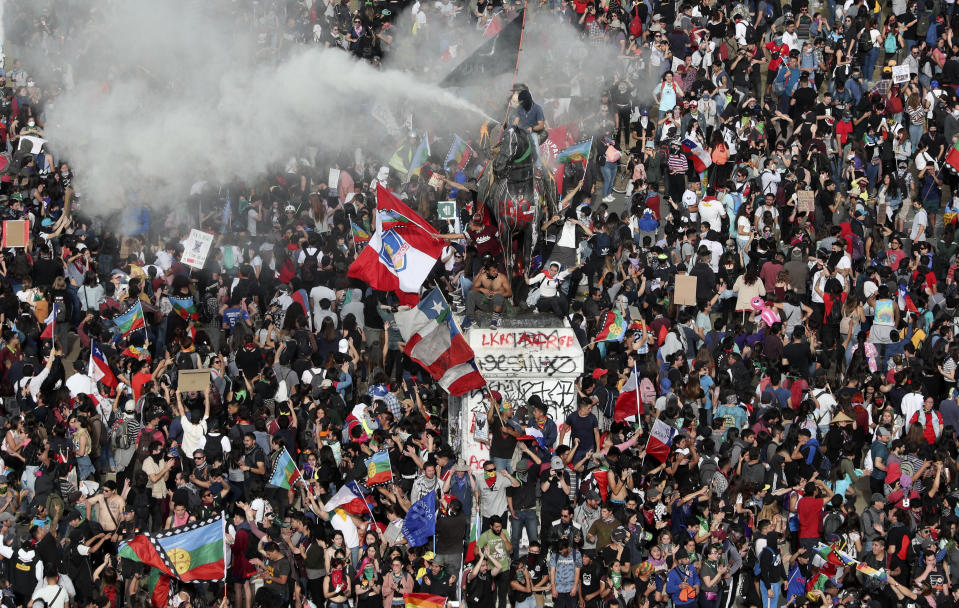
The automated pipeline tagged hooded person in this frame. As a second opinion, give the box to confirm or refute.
[11,540,38,606]
[510,85,546,160]
[370,166,390,191]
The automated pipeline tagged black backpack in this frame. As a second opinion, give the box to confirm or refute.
[294,328,314,360]
[53,295,67,322]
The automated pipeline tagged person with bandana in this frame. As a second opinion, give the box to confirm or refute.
[477,459,519,531]
[509,84,546,164]
[665,547,701,608]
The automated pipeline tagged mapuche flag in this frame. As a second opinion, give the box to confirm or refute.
[365,450,393,486]
[115,302,146,337]
[118,513,226,582]
[269,447,300,490]
[170,296,198,322]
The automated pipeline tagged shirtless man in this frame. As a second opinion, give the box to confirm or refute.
[464,260,512,330]
[85,479,128,532]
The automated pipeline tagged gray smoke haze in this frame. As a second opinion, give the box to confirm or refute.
[10,0,492,212]
[7,0,649,215]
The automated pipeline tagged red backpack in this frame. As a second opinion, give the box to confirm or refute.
[629,6,643,37]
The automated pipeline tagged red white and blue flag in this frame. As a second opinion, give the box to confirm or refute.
[40,303,58,341]
[644,418,676,463]
[347,185,444,306]
[681,139,712,173]
[324,481,370,515]
[89,342,118,388]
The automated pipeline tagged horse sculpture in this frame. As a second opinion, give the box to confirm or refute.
[477,125,557,278]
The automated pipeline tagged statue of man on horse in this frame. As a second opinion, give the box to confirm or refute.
[476,84,557,296]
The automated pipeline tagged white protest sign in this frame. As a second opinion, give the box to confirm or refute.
[328,168,341,189]
[182,229,215,269]
[892,64,910,84]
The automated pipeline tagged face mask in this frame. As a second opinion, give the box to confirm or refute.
[622,588,637,604]
[27,121,34,127]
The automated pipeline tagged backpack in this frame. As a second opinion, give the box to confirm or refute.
[53,295,67,323]
[752,545,772,576]
[884,32,898,53]
[629,6,643,37]
[204,432,225,464]
[699,457,719,485]
[744,23,759,45]
[110,420,131,451]
[293,328,314,360]
[826,297,843,325]
[637,208,659,232]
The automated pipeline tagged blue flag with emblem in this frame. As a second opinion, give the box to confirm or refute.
[401,491,437,547]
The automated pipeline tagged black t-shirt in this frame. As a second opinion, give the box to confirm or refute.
[792,86,818,115]
[507,466,539,511]
[782,341,811,375]
[581,562,602,599]
[489,417,518,459]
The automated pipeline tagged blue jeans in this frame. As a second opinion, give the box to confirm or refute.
[510,509,539,558]
[863,47,880,82]
[515,596,537,608]
[909,124,924,150]
[601,162,617,197]
[76,455,94,481]
[492,457,513,473]
[760,581,781,608]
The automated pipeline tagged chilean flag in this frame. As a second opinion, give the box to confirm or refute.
[613,369,642,423]
[89,341,118,388]
[681,138,712,173]
[644,418,677,463]
[40,303,58,340]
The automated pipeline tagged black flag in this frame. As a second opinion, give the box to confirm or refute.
[439,10,524,88]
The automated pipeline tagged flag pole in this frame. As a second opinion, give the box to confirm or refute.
[633,362,641,428]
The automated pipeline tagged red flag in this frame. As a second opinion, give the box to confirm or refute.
[40,303,57,340]
[613,370,642,422]
[346,185,444,306]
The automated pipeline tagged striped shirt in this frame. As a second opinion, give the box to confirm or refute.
[668,153,689,174]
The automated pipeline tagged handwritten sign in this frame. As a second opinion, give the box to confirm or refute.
[796,190,815,215]
[181,229,214,270]
[892,64,910,84]
[428,174,444,189]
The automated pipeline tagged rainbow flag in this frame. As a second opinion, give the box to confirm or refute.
[855,562,888,582]
[352,221,371,244]
[115,302,146,337]
[365,450,393,486]
[169,296,198,322]
[269,447,300,490]
[405,592,446,608]
[596,310,627,342]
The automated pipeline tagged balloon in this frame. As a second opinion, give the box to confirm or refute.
[750,296,781,328]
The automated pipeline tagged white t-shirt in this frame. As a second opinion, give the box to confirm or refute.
[32,584,68,608]
[330,511,360,548]
[911,208,928,241]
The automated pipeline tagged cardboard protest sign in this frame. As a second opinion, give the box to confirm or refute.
[796,190,815,215]
[2,221,28,248]
[674,274,698,306]
[178,369,211,393]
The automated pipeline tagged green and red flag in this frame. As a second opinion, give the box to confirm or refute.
[269,447,301,490]
[118,513,225,582]
[142,567,172,608]
[115,302,146,337]
[464,510,481,563]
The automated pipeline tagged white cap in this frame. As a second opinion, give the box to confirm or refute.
[682,189,698,207]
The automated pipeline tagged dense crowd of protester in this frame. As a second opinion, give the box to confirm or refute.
[1,2,959,608]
